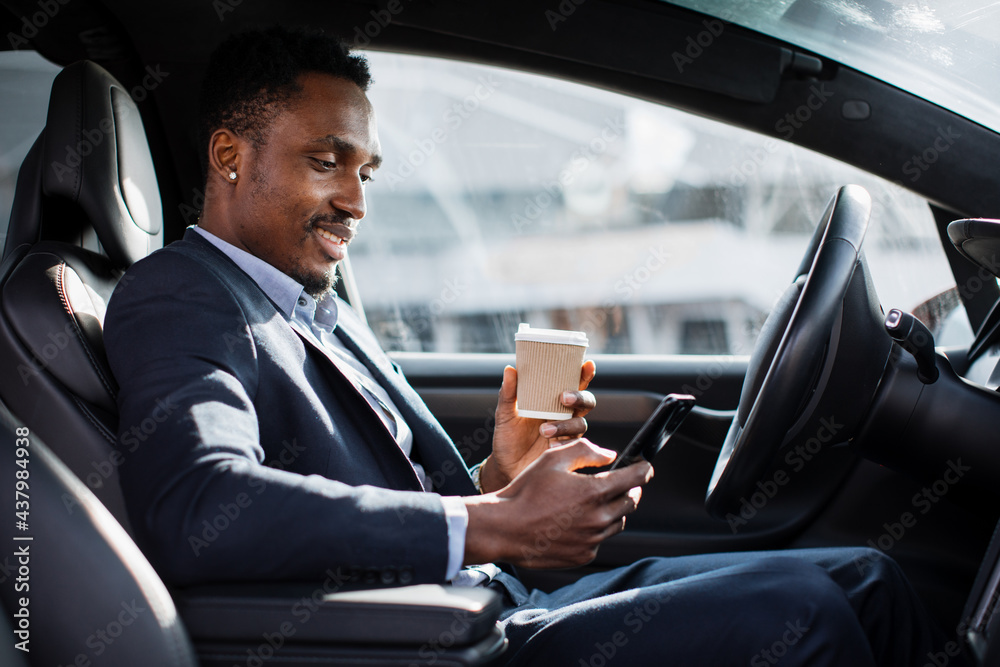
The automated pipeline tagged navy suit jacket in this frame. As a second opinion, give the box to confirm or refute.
[105,229,477,586]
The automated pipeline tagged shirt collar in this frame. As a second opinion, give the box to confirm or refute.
[192,225,339,329]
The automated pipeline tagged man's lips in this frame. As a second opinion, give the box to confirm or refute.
[311,222,354,260]
[312,221,354,244]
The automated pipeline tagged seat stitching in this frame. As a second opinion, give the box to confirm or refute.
[70,395,116,446]
[54,262,117,399]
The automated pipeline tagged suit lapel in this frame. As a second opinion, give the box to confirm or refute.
[333,319,478,497]
[285,318,428,489]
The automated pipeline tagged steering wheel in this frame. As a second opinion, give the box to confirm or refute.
[705,185,874,518]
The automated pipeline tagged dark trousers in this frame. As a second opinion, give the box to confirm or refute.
[489,547,965,666]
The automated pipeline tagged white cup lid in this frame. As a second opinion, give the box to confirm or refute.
[514,323,589,346]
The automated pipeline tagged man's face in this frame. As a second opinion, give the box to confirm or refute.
[231,73,381,296]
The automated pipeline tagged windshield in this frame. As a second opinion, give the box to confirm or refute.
[665,0,1000,133]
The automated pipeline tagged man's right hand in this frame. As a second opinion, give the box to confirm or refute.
[462,439,653,568]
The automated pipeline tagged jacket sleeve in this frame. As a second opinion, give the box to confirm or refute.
[104,248,452,587]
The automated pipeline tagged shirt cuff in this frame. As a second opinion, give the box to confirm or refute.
[439,495,469,580]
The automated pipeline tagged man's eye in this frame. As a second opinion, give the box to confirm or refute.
[313,158,336,170]
[361,173,374,184]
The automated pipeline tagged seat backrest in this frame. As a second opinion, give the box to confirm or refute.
[0,60,163,528]
[0,403,198,667]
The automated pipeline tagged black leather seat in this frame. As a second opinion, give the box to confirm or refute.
[0,404,199,667]
[0,60,162,528]
[0,60,506,666]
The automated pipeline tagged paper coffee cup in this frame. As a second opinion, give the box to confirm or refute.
[515,323,589,420]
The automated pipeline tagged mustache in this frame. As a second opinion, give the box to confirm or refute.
[309,213,350,226]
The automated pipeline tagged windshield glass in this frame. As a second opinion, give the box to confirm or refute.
[665,0,1000,133]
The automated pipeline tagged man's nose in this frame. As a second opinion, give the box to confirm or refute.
[331,176,367,221]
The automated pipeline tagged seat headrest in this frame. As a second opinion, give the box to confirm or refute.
[27,61,162,267]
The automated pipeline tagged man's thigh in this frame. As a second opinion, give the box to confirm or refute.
[493,550,879,666]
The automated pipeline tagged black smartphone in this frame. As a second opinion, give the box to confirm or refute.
[607,394,696,470]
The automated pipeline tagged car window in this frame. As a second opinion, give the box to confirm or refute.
[353,51,960,355]
[0,50,60,246]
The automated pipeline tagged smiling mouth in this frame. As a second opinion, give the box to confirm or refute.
[310,222,354,261]
[314,226,347,247]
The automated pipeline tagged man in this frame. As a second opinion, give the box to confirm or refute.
[105,27,961,666]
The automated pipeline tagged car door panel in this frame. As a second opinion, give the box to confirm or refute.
[397,352,860,554]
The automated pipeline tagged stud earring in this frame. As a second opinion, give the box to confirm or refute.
[228,171,238,181]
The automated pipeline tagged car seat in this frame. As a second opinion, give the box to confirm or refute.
[0,60,161,528]
[0,403,199,667]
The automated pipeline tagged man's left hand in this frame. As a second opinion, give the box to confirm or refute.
[479,361,596,493]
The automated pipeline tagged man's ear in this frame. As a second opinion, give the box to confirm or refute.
[207,129,245,184]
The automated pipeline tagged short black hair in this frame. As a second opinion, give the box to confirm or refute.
[198,26,372,178]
